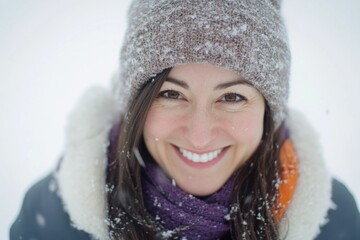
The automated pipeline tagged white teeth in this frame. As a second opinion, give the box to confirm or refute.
[179,148,222,163]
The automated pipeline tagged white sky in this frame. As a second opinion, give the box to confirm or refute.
[1,0,359,238]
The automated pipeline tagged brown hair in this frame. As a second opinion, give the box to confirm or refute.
[107,69,283,240]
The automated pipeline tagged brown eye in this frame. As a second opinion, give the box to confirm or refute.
[158,90,182,99]
[221,93,246,103]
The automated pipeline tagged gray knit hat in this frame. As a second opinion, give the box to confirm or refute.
[113,0,291,129]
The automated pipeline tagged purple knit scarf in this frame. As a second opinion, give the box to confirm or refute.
[141,156,235,240]
[108,123,290,239]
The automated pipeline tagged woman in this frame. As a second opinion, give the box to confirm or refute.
[10,0,360,239]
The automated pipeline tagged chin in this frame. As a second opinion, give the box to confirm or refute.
[177,179,225,197]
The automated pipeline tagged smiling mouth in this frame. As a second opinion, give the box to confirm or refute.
[178,147,223,163]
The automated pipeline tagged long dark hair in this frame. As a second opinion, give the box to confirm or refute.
[107,69,283,240]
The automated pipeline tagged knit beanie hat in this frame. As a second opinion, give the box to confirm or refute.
[113,0,291,129]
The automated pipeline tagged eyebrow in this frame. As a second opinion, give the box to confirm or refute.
[214,79,251,90]
[166,77,189,89]
[165,77,250,90]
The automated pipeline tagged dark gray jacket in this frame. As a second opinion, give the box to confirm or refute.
[10,175,360,240]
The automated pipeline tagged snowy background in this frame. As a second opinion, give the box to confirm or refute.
[1,0,359,238]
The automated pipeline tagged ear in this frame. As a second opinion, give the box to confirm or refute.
[269,0,282,10]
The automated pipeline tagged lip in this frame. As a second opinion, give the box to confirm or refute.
[173,145,229,169]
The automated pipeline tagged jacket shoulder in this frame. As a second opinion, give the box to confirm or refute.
[10,173,92,240]
[315,178,360,239]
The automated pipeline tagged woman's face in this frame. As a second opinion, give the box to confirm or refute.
[143,64,265,196]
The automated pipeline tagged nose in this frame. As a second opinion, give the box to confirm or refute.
[184,105,217,149]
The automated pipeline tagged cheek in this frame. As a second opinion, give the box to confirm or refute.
[143,108,179,141]
[226,113,264,145]
[143,110,162,141]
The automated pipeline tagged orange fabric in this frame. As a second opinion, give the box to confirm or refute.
[274,138,299,222]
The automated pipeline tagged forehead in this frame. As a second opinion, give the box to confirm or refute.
[165,64,257,91]
[168,64,244,83]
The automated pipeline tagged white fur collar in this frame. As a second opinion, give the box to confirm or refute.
[57,86,332,240]
[57,86,121,240]
[280,111,332,239]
